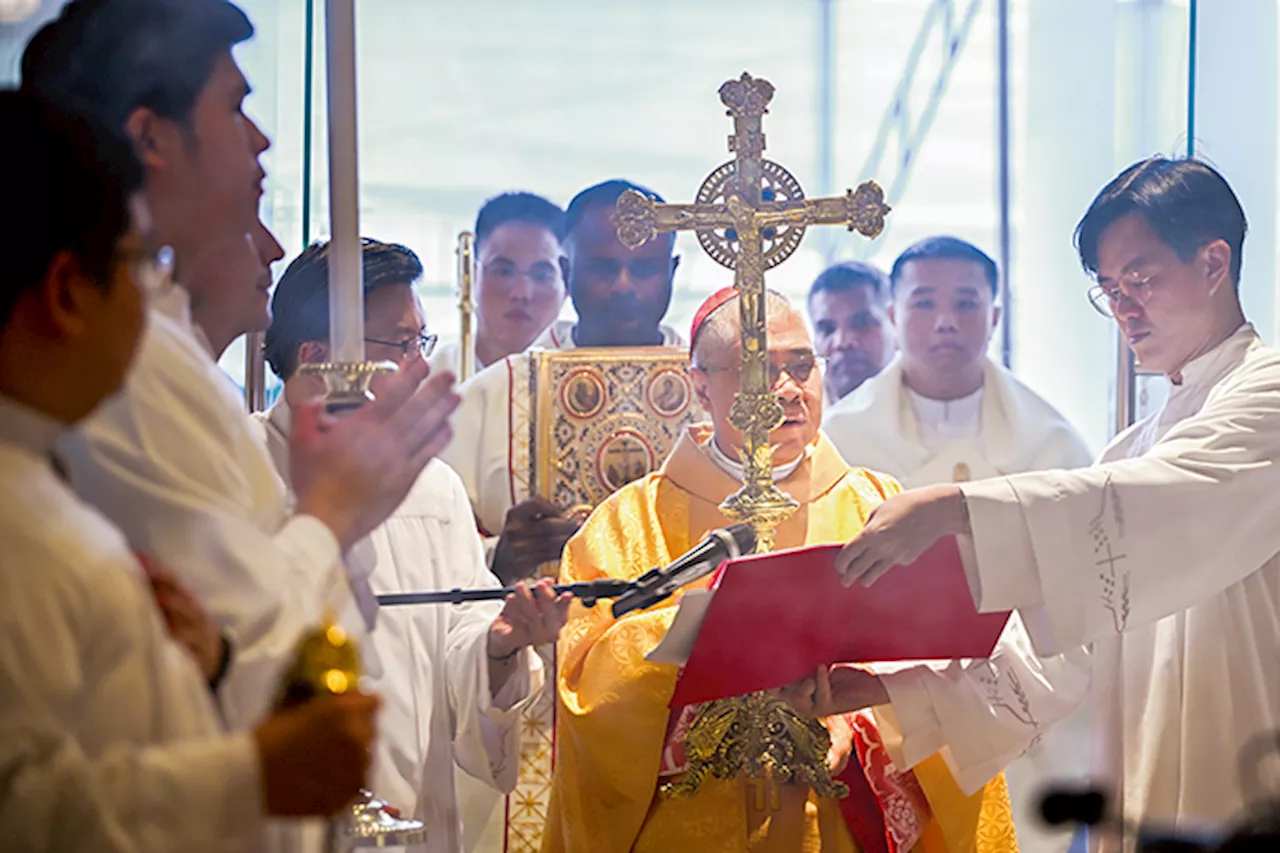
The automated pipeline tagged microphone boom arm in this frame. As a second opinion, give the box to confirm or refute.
[376,578,636,609]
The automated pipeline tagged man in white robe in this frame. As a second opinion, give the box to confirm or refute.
[260,237,571,853]
[428,191,567,381]
[0,89,378,852]
[443,179,684,585]
[27,0,458,724]
[825,236,1092,488]
[824,236,1093,852]
[827,157,1277,850]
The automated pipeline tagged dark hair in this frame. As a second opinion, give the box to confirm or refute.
[263,239,424,380]
[20,0,254,132]
[889,236,999,296]
[475,191,565,249]
[1075,156,1247,284]
[808,261,890,305]
[0,90,145,328]
[563,179,666,241]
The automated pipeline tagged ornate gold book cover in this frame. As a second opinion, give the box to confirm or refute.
[529,346,705,514]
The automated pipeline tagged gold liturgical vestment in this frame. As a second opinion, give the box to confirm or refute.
[543,425,1018,853]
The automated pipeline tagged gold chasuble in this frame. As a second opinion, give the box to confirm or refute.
[542,425,1018,853]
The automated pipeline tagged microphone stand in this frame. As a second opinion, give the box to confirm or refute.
[376,578,636,609]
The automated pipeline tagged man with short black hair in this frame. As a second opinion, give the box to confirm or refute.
[807,260,896,403]
[23,6,462,848]
[533,179,683,350]
[259,238,568,853]
[824,157,1280,847]
[825,236,1091,487]
[0,87,379,853]
[429,191,567,378]
[444,178,684,585]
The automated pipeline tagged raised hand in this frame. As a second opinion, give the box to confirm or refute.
[491,497,582,585]
[833,483,969,587]
[253,693,381,817]
[487,579,573,660]
[290,360,461,551]
[136,552,225,681]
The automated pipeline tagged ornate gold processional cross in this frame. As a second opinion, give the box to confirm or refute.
[613,72,891,801]
[615,71,889,549]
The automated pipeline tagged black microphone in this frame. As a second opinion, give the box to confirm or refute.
[611,522,756,618]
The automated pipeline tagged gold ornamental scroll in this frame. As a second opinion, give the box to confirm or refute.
[503,346,704,853]
[613,72,890,805]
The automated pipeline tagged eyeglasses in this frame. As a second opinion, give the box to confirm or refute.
[117,243,174,298]
[364,333,438,361]
[482,260,561,289]
[1087,270,1157,318]
[696,355,827,386]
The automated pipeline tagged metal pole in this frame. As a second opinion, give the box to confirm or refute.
[245,332,266,412]
[1186,0,1197,157]
[996,0,1013,369]
[302,0,315,248]
[816,0,836,264]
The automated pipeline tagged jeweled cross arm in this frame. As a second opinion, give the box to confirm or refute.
[613,189,738,251]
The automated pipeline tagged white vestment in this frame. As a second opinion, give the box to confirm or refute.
[825,354,1094,853]
[59,285,366,851]
[824,356,1094,487]
[253,400,539,853]
[0,397,262,853]
[427,340,484,383]
[954,323,1280,848]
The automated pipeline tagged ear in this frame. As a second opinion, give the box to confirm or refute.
[558,255,571,289]
[40,250,96,339]
[122,106,180,174]
[887,302,898,327]
[690,367,714,412]
[296,340,329,367]
[1201,239,1233,295]
[991,303,1003,329]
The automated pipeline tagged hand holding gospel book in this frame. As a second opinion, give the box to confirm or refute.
[647,536,1011,708]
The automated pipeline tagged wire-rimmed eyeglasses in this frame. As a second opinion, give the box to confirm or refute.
[364,333,438,361]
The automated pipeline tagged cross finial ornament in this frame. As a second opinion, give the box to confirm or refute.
[614,71,891,805]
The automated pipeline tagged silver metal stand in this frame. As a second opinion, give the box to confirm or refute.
[327,790,427,849]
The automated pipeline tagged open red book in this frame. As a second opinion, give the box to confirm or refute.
[658,536,1011,708]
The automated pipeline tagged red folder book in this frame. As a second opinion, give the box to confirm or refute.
[667,536,1010,708]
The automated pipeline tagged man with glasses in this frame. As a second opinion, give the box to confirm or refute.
[821,236,1091,851]
[429,191,567,379]
[800,157,1280,848]
[443,179,684,587]
[260,237,570,852]
[541,286,1018,852]
[26,2,465,848]
[0,88,383,853]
